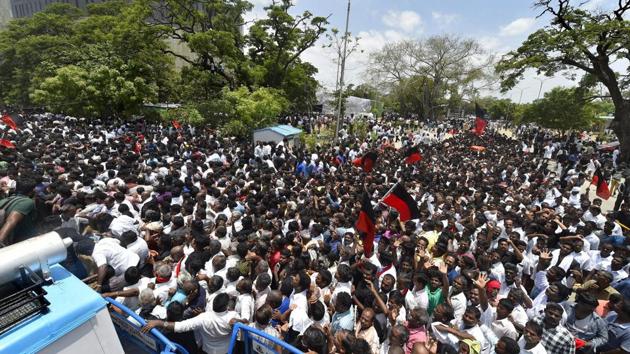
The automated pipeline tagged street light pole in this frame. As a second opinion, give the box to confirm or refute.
[534,77,549,100]
[335,0,351,142]
[518,87,529,104]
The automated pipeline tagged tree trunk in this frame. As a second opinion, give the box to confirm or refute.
[611,101,630,164]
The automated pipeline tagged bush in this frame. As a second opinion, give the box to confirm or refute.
[160,106,205,126]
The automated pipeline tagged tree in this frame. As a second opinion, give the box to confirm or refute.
[346,83,379,100]
[496,0,630,163]
[0,1,174,116]
[385,75,436,118]
[521,87,594,129]
[246,0,328,111]
[140,0,252,90]
[221,86,289,137]
[0,4,82,107]
[368,35,494,119]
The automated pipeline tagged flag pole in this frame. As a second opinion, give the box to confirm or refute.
[378,182,399,205]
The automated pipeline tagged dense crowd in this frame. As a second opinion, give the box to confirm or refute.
[0,112,628,354]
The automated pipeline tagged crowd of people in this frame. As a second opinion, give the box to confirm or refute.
[0,111,628,354]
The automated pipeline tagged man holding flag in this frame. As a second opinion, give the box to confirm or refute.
[474,103,487,136]
[1,114,18,131]
[355,191,377,257]
[353,151,378,173]
[381,183,420,222]
[403,145,422,164]
[592,167,611,200]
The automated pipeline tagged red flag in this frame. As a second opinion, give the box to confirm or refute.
[404,145,422,164]
[591,168,611,199]
[1,114,18,131]
[0,139,15,149]
[172,120,182,130]
[382,183,420,222]
[353,151,378,173]
[474,103,487,136]
[355,192,376,257]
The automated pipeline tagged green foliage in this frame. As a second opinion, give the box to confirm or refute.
[387,76,436,118]
[245,0,327,111]
[369,35,493,118]
[521,87,594,130]
[160,106,205,126]
[475,97,518,120]
[346,83,380,100]
[31,64,158,117]
[220,87,289,137]
[350,119,369,141]
[0,1,174,117]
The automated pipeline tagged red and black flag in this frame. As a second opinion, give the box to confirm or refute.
[0,139,15,149]
[172,120,182,130]
[591,168,611,199]
[1,114,18,131]
[353,151,378,173]
[382,183,420,222]
[355,192,376,257]
[474,103,487,136]
[404,145,422,164]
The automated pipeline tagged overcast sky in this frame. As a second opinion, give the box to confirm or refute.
[246,0,618,103]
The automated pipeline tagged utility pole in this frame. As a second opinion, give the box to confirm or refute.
[335,0,351,142]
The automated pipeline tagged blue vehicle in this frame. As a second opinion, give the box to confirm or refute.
[0,232,188,354]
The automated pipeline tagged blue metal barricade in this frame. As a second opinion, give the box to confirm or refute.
[105,297,189,354]
[228,322,303,354]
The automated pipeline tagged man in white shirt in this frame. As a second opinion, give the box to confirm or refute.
[143,293,244,354]
[92,236,140,292]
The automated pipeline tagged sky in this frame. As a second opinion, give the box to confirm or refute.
[246,0,618,103]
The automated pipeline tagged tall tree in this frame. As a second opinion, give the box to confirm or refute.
[368,35,493,119]
[246,0,328,111]
[496,0,630,162]
[0,2,174,116]
[140,0,252,89]
[521,87,595,129]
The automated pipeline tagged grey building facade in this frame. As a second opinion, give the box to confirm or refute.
[10,0,103,19]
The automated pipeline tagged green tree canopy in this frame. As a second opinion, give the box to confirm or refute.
[0,1,174,117]
[521,87,594,129]
[496,0,630,162]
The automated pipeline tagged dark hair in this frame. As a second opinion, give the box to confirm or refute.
[15,177,37,195]
[576,292,599,308]
[317,269,332,287]
[296,270,311,291]
[351,338,371,353]
[238,278,253,294]
[335,292,353,312]
[308,301,325,321]
[209,275,224,293]
[336,264,352,283]
[464,306,481,320]
[120,230,138,246]
[255,304,272,325]
[256,273,272,289]
[498,336,519,353]
[525,320,543,337]
[498,298,515,313]
[227,267,241,282]
[301,327,327,353]
[213,293,230,312]
[545,302,564,315]
[167,301,185,322]
[124,266,141,284]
